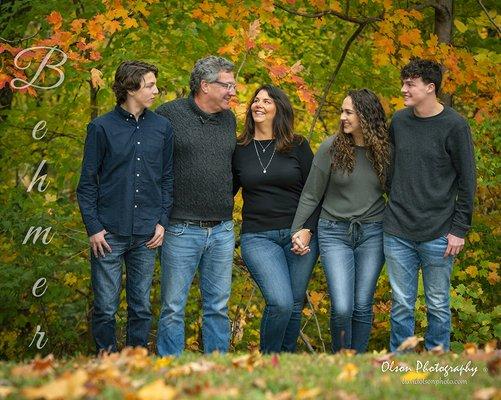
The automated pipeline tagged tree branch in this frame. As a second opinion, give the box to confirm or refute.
[0,29,41,45]
[274,2,381,25]
[308,22,368,139]
[477,0,501,35]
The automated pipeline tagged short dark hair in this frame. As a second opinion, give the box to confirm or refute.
[238,84,302,153]
[112,60,158,105]
[401,57,443,94]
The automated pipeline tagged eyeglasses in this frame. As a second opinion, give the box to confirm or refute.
[211,80,237,91]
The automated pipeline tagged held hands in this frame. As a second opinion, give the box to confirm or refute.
[146,224,165,249]
[444,233,465,257]
[291,229,312,256]
[89,229,111,258]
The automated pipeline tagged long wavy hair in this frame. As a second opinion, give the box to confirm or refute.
[329,89,390,187]
[238,84,302,153]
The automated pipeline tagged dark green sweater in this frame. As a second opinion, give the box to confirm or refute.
[384,106,476,241]
[156,95,236,222]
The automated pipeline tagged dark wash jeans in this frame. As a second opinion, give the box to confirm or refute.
[318,218,384,353]
[241,228,319,353]
[90,232,156,353]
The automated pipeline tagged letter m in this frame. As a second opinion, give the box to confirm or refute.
[22,226,54,245]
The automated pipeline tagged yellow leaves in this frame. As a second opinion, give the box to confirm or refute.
[214,3,228,18]
[454,19,468,33]
[154,357,174,370]
[464,342,478,355]
[225,25,238,37]
[337,363,359,381]
[11,354,55,378]
[90,68,105,89]
[104,19,121,34]
[401,371,429,382]
[469,231,481,243]
[22,369,88,400]
[390,96,405,110]
[465,265,479,278]
[297,387,322,399]
[136,379,177,400]
[47,11,63,30]
[63,272,78,286]
[123,17,139,29]
[88,20,105,40]
[330,1,342,13]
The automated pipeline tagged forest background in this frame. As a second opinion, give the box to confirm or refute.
[0,0,499,360]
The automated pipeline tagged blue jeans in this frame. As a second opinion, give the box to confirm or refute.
[384,233,454,351]
[241,228,319,353]
[157,221,235,356]
[318,218,384,353]
[91,233,156,353]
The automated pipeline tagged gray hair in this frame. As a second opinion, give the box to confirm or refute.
[189,56,234,94]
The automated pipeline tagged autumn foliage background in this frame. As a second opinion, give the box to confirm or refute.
[0,0,499,360]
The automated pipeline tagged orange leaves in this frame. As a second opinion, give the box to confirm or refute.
[136,380,177,400]
[22,369,88,400]
[398,28,421,47]
[90,68,105,89]
[47,11,63,30]
[70,19,86,34]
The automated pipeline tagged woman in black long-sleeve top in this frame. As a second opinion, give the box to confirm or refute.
[233,84,320,353]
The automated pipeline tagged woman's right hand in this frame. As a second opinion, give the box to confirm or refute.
[291,229,312,256]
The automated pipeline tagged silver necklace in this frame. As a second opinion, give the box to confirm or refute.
[253,139,276,174]
[254,138,274,153]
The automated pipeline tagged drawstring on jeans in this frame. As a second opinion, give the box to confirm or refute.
[347,219,363,243]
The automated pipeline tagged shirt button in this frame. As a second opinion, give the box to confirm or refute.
[137,157,140,161]
[134,204,138,208]
[137,141,141,144]
[136,126,139,129]
[136,189,139,193]
[136,173,139,177]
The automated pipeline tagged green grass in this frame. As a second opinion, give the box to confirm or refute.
[0,350,499,399]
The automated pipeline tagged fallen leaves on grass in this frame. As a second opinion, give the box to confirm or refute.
[22,369,88,400]
[166,360,224,378]
[473,387,500,400]
[337,362,359,381]
[232,351,263,370]
[11,354,55,378]
[296,387,322,399]
[135,379,177,400]
[396,336,424,352]
[400,371,429,382]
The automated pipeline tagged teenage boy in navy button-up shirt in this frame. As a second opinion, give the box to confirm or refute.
[77,61,173,353]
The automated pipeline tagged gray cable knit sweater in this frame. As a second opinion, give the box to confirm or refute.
[156,95,236,222]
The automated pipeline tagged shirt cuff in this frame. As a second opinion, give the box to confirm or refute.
[85,220,105,237]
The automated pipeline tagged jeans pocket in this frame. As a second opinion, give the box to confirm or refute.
[166,224,186,236]
[223,220,234,231]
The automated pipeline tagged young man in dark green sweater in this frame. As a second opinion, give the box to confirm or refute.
[384,58,476,351]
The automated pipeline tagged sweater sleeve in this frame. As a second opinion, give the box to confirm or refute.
[447,120,476,238]
[291,139,331,234]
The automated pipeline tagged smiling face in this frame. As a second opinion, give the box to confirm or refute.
[128,71,158,109]
[204,71,236,113]
[340,96,362,137]
[251,89,277,125]
[401,76,435,107]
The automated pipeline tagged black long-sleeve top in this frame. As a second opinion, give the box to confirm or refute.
[77,105,174,236]
[233,138,320,234]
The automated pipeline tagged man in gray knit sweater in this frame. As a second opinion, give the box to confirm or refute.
[156,56,237,356]
[384,58,476,352]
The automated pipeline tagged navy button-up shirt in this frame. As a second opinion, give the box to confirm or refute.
[77,105,174,236]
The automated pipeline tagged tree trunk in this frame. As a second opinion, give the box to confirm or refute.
[434,0,453,106]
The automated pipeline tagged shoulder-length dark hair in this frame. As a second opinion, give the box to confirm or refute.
[329,88,391,187]
[237,84,302,153]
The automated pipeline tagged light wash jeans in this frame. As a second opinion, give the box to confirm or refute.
[157,221,234,356]
[384,233,454,351]
[241,228,319,353]
[91,233,156,353]
[318,218,384,353]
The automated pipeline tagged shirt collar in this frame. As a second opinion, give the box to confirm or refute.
[114,105,148,121]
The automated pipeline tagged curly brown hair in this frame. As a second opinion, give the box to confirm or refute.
[329,89,391,187]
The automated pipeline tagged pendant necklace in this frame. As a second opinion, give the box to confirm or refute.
[255,138,274,153]
[253,139,276,174]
